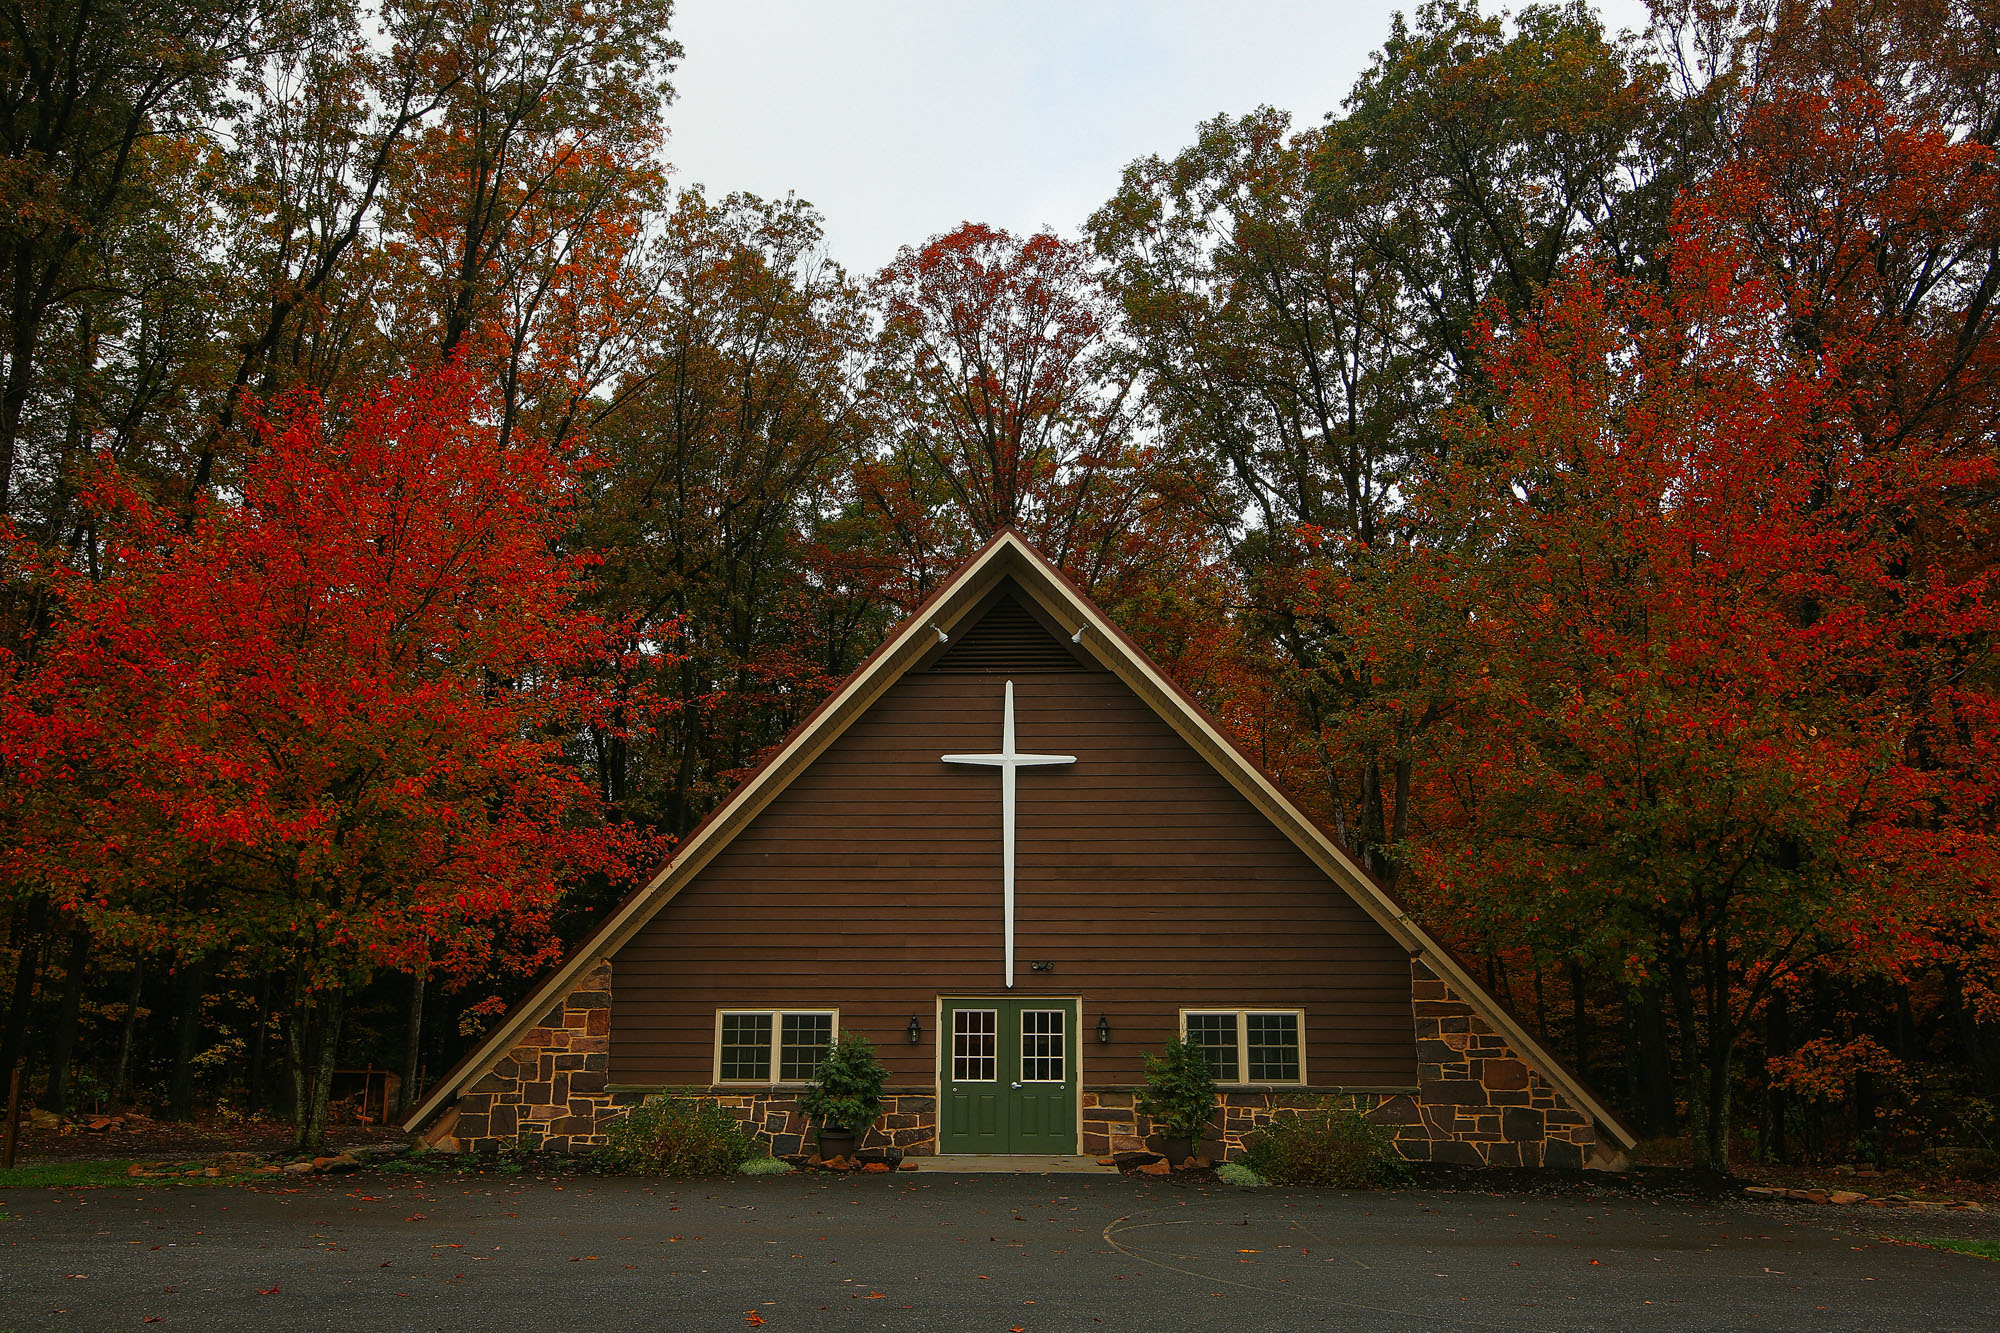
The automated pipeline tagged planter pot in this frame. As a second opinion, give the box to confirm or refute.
[1162,1135,1195,1165]
[816,1128,858,1161]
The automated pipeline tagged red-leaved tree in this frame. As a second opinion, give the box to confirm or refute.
[1395,72,2000,1168]
[5,365,658,1147]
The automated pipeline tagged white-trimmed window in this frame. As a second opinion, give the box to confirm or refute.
[714,1009,838,1085]
[1179,1009,1306,1085]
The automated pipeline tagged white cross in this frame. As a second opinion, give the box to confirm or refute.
[943,680,1075,988]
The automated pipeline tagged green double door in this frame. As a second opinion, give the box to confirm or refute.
[939,997,1078,1154]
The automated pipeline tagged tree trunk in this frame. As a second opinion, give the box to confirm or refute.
[1760,994,1789,1164]
[1702,933,1736,1171]
[1632,976,1676,1137]
[1567,958,1590,1086]
[398,966,426,1116]
[1385,754,1411,888]
[289,984,347,1152]
[247,970,271,1115]
[167,956,209,1120]
[44,929,88,1114]
[1358,759,1385,877]
[112,963,144,1105]
[0,894,48,1096]
[1703,1021,1736,1173]
[1665,944,1712,1168]
[0,290,46,516]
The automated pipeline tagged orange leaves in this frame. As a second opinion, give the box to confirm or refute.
[864,222,1198,612]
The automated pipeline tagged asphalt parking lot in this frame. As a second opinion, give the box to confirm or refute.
[4,1169,1994,1331]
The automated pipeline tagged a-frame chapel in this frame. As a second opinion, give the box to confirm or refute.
[404,531,1635,1169]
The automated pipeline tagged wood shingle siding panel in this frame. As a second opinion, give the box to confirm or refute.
[610,657,1419,1090]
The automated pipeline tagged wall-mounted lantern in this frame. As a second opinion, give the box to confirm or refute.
[1096,1014,1111,1045]
[907,1016,923,1045]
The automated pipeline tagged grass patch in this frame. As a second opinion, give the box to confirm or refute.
[372,1149,454,1176]
[1899,1237,2000,1261]
[0,1159,262,1189]
[0,1160,145,1188]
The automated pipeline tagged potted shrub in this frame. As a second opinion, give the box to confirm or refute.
[798,1033,889,1160]
[1138,1034,1219,1165]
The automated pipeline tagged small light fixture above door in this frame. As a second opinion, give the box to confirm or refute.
[1096,1014,1111,1045]
[907,1016,923,1045]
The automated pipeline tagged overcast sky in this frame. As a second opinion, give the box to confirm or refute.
[663,1,1657,279]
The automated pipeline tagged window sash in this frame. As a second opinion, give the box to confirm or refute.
[1178,1009,1305,1086]
[715,1009,838,1085]
[1182,1011,1240,1083]
[1020,1008,1066,1083]
[952,1008,998,1082]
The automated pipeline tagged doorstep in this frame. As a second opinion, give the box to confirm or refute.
[912,1154,1119,1174]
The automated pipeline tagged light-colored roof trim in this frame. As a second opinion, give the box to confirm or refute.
[406,531,1634,1150]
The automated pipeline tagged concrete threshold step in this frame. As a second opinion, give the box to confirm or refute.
[912,1154,1118,1174]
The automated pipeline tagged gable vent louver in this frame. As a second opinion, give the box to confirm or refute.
[931,594,1086,672]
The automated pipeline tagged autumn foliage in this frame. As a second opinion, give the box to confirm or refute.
[3,0,1998,1173]
[4,366,657,1143]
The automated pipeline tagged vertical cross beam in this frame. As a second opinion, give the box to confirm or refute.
[942,680,1076,986]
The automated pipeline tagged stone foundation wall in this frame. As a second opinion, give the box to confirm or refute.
[439,959,628,1155]
[1402,959,1598,1168]
[435,957,1606,1168]
[705,1092,938,1158]
[433,960,942,1158]
[1081,963,1598,1167]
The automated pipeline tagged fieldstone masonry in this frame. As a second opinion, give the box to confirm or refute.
[435,957,1605,1167]
[438,960,630,1155]
[701,1092,939,1158]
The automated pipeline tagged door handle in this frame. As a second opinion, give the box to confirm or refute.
[1010,1081,1023,1089]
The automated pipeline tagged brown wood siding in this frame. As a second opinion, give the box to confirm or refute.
[611,596,1417,1089]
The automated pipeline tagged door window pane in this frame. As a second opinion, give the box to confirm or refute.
[1184,1011,1240,1082]
[1021,1009,1066,1082]
[719,1012,772,1081]
[779,1012,833,1081]
[1247,1012,1301,1082]
[953,1009,997,1082]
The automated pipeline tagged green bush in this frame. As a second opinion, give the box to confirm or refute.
[738,1155,793,1176]
[798,1034,890,1134]
[1242,1100,1411,1188]
[1137,1034,1219,1140]
[598,1096,758,1176]
[1217,1162,1266,1188]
